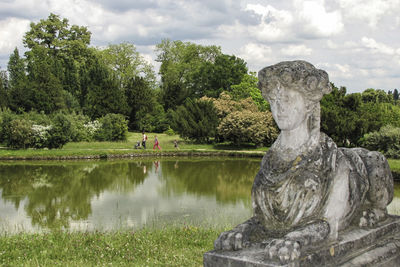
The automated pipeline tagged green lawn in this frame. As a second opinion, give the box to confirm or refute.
[0,132,267,159]
[0,225,223,267]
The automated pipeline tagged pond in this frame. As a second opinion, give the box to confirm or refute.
[0,157,399,233]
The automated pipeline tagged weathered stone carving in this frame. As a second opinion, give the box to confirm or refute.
[205,61,398,266]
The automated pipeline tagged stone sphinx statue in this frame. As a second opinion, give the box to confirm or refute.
[209,61,396,264]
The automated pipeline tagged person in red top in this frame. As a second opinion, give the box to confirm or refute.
[153,135,161,150]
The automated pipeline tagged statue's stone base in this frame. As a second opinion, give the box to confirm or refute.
[204,215,400,267]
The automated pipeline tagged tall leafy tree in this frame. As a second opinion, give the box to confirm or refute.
[99,42,156,90]
[22,13,92,110]
[156,39,247,110]
[230,72,269,111]
[199,54,247,98]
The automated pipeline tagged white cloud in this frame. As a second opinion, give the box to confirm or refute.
[361,37,397,56]
[0,17,30,54]
[295,0,343,37]
[281,44,312,56]
[239,42,274,68]
[338,0,400,28]
[245,4,294,42]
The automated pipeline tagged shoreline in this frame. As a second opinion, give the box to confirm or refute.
[0,150,265,161]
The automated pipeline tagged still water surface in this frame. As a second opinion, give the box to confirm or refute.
[0,157,399,233]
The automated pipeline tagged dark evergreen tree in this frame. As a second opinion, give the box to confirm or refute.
[169,98,219,143]
[84,58,128,119]
[0,70,8,109]
[393,88,399,103]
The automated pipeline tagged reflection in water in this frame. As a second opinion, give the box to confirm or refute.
[0,158,260,232]
[0,158,399,233]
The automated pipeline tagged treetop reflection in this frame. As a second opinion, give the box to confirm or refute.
[0,158,260,231]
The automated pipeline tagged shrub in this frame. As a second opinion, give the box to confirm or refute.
[83,120,102,140]
[203,93,279,146]
[218,110,278,146]
[47,113,73,149]
[360,125,400,158]
[66,113,93,142]
[0,109,17,144]
[164,126,176,136]
[7,118,33,149]
[95,113,128,141]
[31,124,52,148]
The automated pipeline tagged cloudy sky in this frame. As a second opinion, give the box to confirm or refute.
[0,0,399,93]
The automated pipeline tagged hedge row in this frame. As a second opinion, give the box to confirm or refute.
[0,110,128,149]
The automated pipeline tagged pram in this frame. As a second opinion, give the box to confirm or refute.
[134,141,141,149]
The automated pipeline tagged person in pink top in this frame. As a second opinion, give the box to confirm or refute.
[153,135,161,150]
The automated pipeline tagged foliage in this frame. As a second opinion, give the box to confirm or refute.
[360,125,400,158]
[230,72,269,111]
[125,76,158,131]
[0,69,8,109]
[95,113,128,141]
[21,13,92,114]
[202,92,278,145]
[135,103,169,133]
[47,113,73,148]
[0,109,18,145]
[84,57,128,119]
[7,48,31,111]
[321,85,400,147]
[0,110,127,148]
[99,42,156,90]
[31,124,52,148]
[169,98,219,143]
[26,46,66,113]
[218,110,277,146]
[5,118,33,149]
[156,39,247,110]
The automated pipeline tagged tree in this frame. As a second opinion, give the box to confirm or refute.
[99,42,156,90]
[321,86,400,146]
[26,46,65,113]
[0,69,8,109]
[84,58,128,119]
[169,98,219,143]
[155,39,247,110]
[200,54,248,98]
[22,13,92,109]
[230,72,269,111]
[125,76,156,130]
[393,89,399,103]
[7,48,31,111]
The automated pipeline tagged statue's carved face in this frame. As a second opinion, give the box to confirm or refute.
[268,87,308,131]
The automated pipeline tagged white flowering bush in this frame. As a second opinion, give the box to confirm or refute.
[31,124,52,148]
[84,120,102,140]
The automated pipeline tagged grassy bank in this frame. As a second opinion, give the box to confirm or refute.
[0,132,267,160]
[0,226,222,266]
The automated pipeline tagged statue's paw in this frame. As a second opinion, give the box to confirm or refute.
[359,209,385,228]
[264,239,301,263]
[214,230,244,251]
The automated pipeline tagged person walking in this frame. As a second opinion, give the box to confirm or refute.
[153,135,161,150]
[142,131,147,149]
[174,139,179,150]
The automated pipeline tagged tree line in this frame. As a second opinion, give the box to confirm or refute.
[0,13,400,155]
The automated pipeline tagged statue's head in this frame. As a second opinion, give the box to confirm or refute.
[258,60,331,133]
